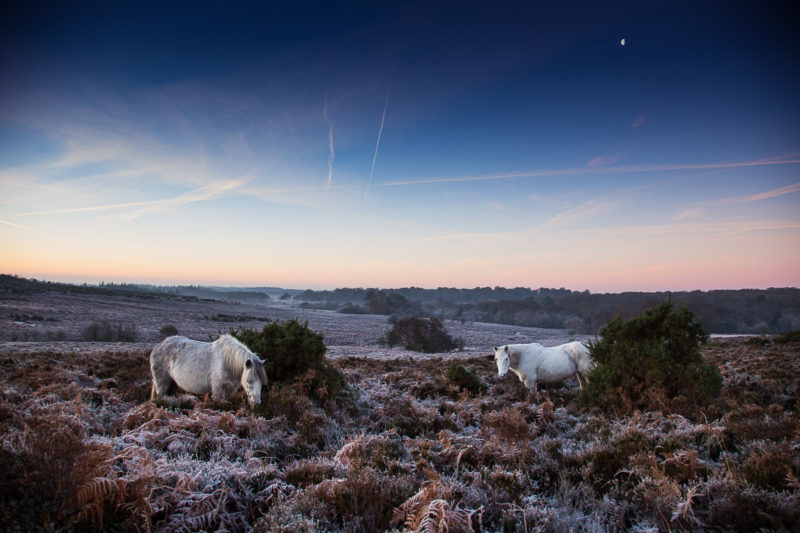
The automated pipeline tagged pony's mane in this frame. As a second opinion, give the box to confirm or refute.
[215,335,267,382]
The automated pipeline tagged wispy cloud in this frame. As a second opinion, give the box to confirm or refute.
[418,217,800,245]
[672,207,706,221]
[535,198,620,230]
[123,178,248,219]
[674,181,800,220]
[357,261,386,269]
[417,196,621,242]
[379,157,800,187]
[364,77,392,200]
[0,218,45,235]
[14,178,249,220]
[528,194,569,210]
[632,115,647,128]
[586,153,626,168]
[703,181,800,206]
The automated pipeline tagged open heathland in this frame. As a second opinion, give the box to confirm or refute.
[1,332,798,531]
[1,289,798,531]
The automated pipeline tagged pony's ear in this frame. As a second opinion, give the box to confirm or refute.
[245,359,252,368]
[504,346,509,353]
[493,346,497,352]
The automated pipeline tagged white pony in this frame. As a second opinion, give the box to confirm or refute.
[493,341,594,395]
[150,334,267,406]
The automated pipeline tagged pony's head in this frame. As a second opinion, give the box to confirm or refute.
[241,355,267,407]
[493,346,510,377]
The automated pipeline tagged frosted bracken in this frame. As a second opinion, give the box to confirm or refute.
[1,336,798,531]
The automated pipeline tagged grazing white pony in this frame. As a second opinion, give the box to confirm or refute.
[150,334,267,406]
[493,341,594,395]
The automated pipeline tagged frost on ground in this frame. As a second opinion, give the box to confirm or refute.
[0,290,589,356]
[1,335,798,532]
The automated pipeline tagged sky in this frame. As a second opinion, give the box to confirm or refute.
[1,1,798,292]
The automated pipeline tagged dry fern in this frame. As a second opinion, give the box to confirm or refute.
[787,470,800,491]
[75,476,125,525]
[392,482,476,533]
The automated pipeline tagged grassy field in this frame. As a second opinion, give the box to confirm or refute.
[1,339,798,532]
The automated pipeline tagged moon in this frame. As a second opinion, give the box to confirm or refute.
[620,38,626,46]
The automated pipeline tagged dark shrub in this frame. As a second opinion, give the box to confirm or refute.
[774,330,800,344]
[446,363,485,395]
[232,320,325,381]
[231,320,347,401]
[580,301,722,415]
[338,303,368,314]
[381,317,461,353]
[81,321,137,342]
[744,336,769,346]
[365,289,419,315]
[159,324,179,337]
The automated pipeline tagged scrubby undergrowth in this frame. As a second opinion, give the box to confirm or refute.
[0,339,798,532]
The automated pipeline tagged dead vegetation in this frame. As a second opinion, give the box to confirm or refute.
[0,339,798,532]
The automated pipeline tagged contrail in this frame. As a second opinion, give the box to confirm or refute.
[364,77,393,200]
[0,218,45,235]
[378,157,800,187]
[324,93,334,190]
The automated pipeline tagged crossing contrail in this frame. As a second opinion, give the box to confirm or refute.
[364,78,392,200]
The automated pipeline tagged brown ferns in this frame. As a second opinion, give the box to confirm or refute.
[392,481,479,533]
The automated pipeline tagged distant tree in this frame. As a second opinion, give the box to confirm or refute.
[81,321,137,342]
[159,324,178,337]
[380,317,461,353]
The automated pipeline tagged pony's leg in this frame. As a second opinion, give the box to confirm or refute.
[576,373,587,390]
[524,380,538,401]
[211,381,230,402]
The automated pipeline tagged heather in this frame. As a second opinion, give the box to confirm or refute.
[1,336,797,532]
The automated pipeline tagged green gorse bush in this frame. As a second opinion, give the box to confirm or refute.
[446,363,485,395]
[580,301,722,415]
[231,319,347,401]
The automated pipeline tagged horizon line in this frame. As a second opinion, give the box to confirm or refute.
[2,272,797,295]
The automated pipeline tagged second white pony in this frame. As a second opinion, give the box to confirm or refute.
[493,341,594,395]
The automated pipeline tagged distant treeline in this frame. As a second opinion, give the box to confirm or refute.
[298,286,800,334]
[0,274,185,300]
[4,275,798,334]
[0,275,286,304]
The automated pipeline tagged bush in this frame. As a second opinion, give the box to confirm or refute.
[380,317,461,353]
[774,330,800,344]
[446,363,485,395]
[744,336,770,346]
[81,321,137,342]
[580,301,722,415]
[159,324,178,337]
[231,320,347,401]
[338,303,368,314]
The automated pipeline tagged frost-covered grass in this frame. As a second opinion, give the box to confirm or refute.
[1,340,798,532]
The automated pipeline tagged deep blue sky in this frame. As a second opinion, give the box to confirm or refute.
[1,1,798,290]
